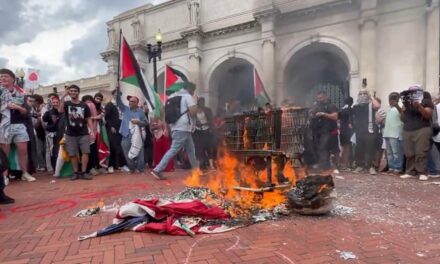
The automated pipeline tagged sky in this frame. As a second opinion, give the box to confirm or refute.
[0,0,165,85]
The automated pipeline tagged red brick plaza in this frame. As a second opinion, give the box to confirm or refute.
[1,170,440,264]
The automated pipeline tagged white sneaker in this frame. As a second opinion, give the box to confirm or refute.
[369,167,377,175]
[400,174,414,179]
[353,167,363,173]
[333,169,340,174]
[108,167,114,174]
[90,168,99,176]
[22,172,36,182]
[4,176,9,186]
[121,166,130,172]
[419,175,429,181]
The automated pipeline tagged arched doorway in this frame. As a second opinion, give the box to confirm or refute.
[284,42,350,109]
[209,58,255,113]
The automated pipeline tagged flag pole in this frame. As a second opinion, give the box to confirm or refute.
[116,29,122,100]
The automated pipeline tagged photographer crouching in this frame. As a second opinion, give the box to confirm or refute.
[399,85,434,181]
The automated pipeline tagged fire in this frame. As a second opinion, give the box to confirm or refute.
[243,124,250,149]
[184,152,299,216]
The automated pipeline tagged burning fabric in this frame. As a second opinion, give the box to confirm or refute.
[287,175,337,215]
[78,198,239,241]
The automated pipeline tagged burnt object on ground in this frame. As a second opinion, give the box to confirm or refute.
[287,175,336,215]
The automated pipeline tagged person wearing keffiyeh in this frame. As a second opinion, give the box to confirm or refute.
[352,89,381,175]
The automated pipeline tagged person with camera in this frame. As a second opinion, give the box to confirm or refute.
[309,90,338,171]
[352,89,381,175]
[399,85,433,181]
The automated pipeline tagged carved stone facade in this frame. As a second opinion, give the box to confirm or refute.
[93,0,437,109]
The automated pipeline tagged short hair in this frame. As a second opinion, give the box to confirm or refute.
[81,95,94,102]
[344,96,354,106]
[48,93,58,99]
[183,82,196,90]
[389,92,400,100]
[0,68,15,80]
[33,94,44,104]
[67,84,80,92]
[94,92,103,99]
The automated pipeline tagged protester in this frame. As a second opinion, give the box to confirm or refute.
[352,89,381,175]
[193,97,215,170]
[308,91,338,171]
[42,95,62,169]
[151,82,199,180]
[338,97,353,170]
[374,98,387,171]
[25,95,38,174]
[82,95,100,175]
[0,68,35,182]
[400,85,433,180]
[428,94,440,177]
[104,90,126,173]
[150,117,174,172]
[383,92,404,175]
[0,147,13,204]
[143,105,154,169]
[59,85,94,180]
[118,95,148,173]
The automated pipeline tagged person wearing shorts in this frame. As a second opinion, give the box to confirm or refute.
[59,84,94,180]
[0,68,35,182]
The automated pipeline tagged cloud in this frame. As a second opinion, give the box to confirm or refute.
[0,0,166,85]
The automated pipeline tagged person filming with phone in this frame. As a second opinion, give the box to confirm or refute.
[399,85,433,181]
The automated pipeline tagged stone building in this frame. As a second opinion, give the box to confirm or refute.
[83,0,440,109]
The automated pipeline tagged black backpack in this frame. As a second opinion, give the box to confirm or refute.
[165,96,188,124]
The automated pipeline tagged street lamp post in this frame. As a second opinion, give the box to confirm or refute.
[147,30,163,92]
[15,68,25,88]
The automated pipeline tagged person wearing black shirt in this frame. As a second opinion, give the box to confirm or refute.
[309,91,338,171]
[43,95,62,170]
[338,97,353,170]
[59,85,93,180]
[352,89,381,175]
[400,86,433,180]
[105,90,125,173]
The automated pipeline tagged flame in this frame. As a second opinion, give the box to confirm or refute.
[243,126,249,149]
[184,152,298,216]
[86,199,104,209]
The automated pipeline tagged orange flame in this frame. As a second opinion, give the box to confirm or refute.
[184,152,298,215]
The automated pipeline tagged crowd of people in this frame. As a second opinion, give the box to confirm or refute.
[309,85,440,181]
[1,64,440,205]
[0,68,222,204]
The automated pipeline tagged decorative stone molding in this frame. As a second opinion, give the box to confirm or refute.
[189,51,203,61]
[358,15,378,29]
[205,21,259,38]
[100,49,118,62]
[227,48,236,59]
[161,39,187,51]
[290,0,353,17]
[131,16,143,42]
[261,38,275,46]
[253,6,280,23]
[426,0,439,12]
[180,26,205,39]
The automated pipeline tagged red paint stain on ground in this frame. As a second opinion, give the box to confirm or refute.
[9,200,78,218]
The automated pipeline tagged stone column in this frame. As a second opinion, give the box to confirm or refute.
[254,7,279,105]
[181,27,204,96]
[425,0,440,94]
[359,0,378,93]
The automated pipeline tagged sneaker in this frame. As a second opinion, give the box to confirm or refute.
[108,167,114,174]
[369,167,377,175]
[4,176,9,186]
[419,175,429,181]
[333,169,340,174]
[353,167,363,174]
[22,172,36,182]
[70,173,80,181]
[0,192,14,204]
[90,168,99,176]
[151,170,166,180]
[120,166,130,172]
[429,174,440,178]
[81,172,93,180]
[400,174,414,179]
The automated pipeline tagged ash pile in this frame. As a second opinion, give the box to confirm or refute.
[287,175,337,215]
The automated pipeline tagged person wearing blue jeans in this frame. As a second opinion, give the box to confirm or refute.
[151,83,199,180]
[383,92,404,175]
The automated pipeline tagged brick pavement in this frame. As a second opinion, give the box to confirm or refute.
[1,169,440,264]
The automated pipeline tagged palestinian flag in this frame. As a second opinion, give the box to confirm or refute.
[96,121,110,168]
[145,78,163,118]
[119,35,156,112]
[54,138,74,178]
[253,68,271,106]
[164,65,186,95]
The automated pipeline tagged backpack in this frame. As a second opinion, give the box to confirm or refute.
[165,96,188,124]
